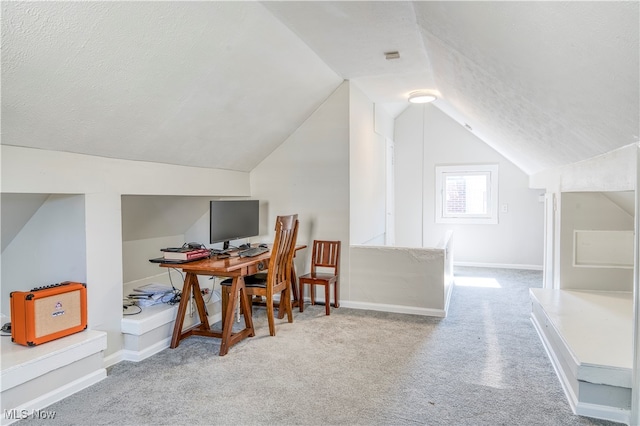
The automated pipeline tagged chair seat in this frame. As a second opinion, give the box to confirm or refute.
[219,215,299,336]
[299,272,336,283]
[221,275,267,287]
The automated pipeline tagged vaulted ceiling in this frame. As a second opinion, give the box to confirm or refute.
[2,1,638,176]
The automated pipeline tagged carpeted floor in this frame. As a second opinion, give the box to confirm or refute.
[19,267,622,425]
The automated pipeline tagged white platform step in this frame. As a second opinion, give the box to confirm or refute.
[1,329,107,425]
[121,296,221,362]
[530,288,632,425]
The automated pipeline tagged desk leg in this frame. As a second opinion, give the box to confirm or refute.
[220,276,255,356]
[191,278,210,330]
[171,273,210,348]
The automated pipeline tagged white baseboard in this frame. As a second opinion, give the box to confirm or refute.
[340,300,446,317]
[530,314,579,413]
[575,402,630,425]
[102,351,123,368]
[1,369,106,426]
[121,337,171,363]
[454,261,543,271]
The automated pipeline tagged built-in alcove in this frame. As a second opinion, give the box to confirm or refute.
[119,195,269,361]
[120,195,218,361]
[1,193,88,315]
[0,192,106,423]
[121,195,272,283]
[531,190,635,424]
[559,191,634,291]
[121,195,212,284]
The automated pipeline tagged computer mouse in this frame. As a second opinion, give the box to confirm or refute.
[259,243,268,248]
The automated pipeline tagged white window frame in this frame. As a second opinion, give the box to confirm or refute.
[435,164,499,224]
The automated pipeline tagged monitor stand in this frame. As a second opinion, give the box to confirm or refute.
[210,241,232,255]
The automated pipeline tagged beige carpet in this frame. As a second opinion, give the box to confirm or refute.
[18,267,621,425]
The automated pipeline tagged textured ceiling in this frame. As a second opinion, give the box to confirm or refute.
[413,1,640,174]
[1,2,342,172]
[2,1,639,175]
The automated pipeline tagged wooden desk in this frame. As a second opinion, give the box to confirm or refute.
[160,254,267,356]
[160,245,305,356]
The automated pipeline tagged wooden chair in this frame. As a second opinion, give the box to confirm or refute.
[221,214,299,336]
[298,240,341,315]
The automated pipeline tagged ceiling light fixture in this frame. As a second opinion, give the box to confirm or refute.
[408,91,437,104]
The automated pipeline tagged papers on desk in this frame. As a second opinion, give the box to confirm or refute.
[128,283,175,307]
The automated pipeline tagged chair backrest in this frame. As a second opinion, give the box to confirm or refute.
[310,240,341,277]
[266,214,299,293]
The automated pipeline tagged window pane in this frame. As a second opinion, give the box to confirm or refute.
[444,173,488,217]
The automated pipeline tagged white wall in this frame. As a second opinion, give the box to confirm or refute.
[250,82,351,298]
[1,194,86,317]
[349,84,387,245]
[120,194,214,284]
[394,106,425,247]
[559,192,634,291]
[394,104,544,268]
[1,145,250,359]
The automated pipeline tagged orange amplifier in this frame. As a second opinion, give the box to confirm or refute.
[10,281,87,346]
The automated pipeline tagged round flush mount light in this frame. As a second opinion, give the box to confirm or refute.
[408,91,437,104]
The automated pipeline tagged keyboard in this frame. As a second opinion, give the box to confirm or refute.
[238,246,269,258]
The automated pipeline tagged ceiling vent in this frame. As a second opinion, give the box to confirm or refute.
[385,51,400,60]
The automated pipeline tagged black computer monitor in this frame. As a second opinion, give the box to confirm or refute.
[209,200,259,250]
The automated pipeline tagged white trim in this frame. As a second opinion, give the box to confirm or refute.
[530,314,579,414]
[102,350,123,368]
[632,145,640,426]
[121,306,220,336]
[1,369,106,426]
[1,331,107,391]
[572,229,634,269]
[121,306,179,335]
[537,317,632,426]
[340,300,446,317]
[454,261,543,271]
[121,337,172,362]
[531,298,631,425]
[443,277,454,316]
[575,402,630,425]
[435,164,499,225]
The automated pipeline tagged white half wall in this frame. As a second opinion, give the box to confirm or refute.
[348,242,451,317]
[394,104,544,267]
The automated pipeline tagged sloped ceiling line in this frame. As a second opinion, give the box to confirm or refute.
[419,28,586,175]
[1,1,638,177]
[412,1,639,175]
